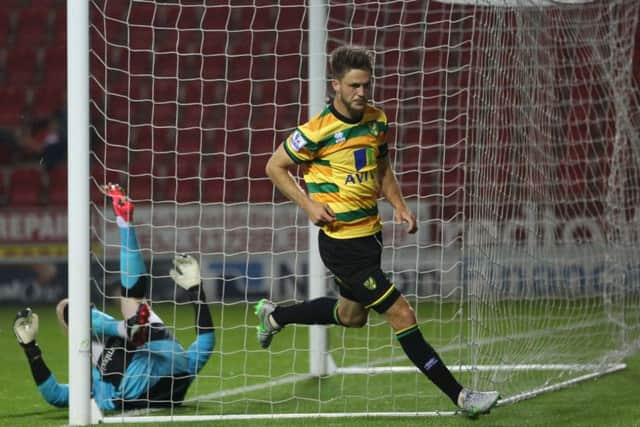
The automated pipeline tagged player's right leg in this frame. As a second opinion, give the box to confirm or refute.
[253,294,352,349]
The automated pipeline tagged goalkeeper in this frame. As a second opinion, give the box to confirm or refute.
[259,46,499,417]
[13,184,215,410]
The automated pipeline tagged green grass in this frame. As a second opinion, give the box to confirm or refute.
[1,302,639,427]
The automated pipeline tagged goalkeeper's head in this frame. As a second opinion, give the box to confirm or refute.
[56,298,69,332]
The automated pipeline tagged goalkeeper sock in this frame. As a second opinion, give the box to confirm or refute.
[396,325,463,405]
[119,223,147,298]
[22,341,51,385]
[271,297,341,326]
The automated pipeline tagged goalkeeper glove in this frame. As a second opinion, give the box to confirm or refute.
[169,254,201,290]
[14,308,39,346]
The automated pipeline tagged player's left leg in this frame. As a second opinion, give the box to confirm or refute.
[382,295,464,406]
[382,295,499,416]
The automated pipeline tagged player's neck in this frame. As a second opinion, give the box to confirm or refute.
[330,99,362,124]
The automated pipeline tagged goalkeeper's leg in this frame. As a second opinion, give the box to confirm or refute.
[103,183,149,318]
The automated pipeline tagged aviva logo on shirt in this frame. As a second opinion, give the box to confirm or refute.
[354,147,376,171]
[345,147,377,185]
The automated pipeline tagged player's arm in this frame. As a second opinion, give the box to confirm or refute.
[266,143,336,226]
[13,308,69,408]
[169,254,216,375]
[378,155,417,234]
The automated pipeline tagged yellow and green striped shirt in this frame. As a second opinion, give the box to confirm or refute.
[283,103,389,239]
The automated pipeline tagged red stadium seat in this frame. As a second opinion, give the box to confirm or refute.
[276,6,305,30]
[90,163,123,203]
[0,140,13,165]
[4,47,40,86]
[7,165,44,206]
[129,50,154,75]
[248,153,269,179]
[201,55,226,80]
[163,177,200,203]
[251,55,276,81]
[152,104,178,127]
[201,5,230,32]
[51,7,66,43]
[226,80,251,105]
[227,55,251,81]
[0,101,25,128]
[178,5,204,29]
[200,178,224,203]
[178,53,202,79]
[127,173,153,202]
[153,79,178,102]
[154,53,178,78]
[275,55,301,80]
[30,86,65,118]
[248,180,273,203]
[40,66,66,91]
[179,105,203,128]
[47,164,68,205]
[129,2,155,25]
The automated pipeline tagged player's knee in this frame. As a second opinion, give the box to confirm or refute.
[384,298,417,330]
[340,311,368,328]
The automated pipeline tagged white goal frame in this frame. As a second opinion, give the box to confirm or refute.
[67,0,637,425]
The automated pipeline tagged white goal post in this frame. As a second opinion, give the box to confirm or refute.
[68,0,640,425]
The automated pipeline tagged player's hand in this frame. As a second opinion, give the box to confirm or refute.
[305,200,336,227]
[169,254,201,290]
[13,308,39,345]
[395,209,417,234]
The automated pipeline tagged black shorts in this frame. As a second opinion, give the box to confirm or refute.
[318,230,400,314]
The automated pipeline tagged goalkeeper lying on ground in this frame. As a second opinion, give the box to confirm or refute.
[13,184,215,410]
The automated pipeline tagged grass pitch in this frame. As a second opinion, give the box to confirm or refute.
[1,302,639,427]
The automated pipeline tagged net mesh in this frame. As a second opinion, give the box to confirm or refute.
[87,0,640,419]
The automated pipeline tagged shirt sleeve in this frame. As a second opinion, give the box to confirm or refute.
[377,110,389,158]
[283,128,315,163]
[186,331,216,375]
[37,375,69,408]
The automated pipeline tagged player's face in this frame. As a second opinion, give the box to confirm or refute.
[332,68,371,119]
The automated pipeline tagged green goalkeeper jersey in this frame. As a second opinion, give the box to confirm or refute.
[283,102,389,239]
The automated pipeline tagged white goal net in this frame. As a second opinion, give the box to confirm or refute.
[84,0,640,422]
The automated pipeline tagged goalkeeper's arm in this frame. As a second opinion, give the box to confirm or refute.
[14,308,69,408]
[169,254,216,374]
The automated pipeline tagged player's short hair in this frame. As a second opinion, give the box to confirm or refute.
[330,46,373,80]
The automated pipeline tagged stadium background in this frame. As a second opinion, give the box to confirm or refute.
[0,0,638,305]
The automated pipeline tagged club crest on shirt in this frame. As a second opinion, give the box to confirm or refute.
[363,276,377,290]
[368,121,379,136]
[290,130,307,151]
[334,131,346,143]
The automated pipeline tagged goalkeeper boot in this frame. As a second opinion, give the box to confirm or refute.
[458,388,500,418]
[254,298,281,349]
[103,183,134,222]
[126,303,150,346]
